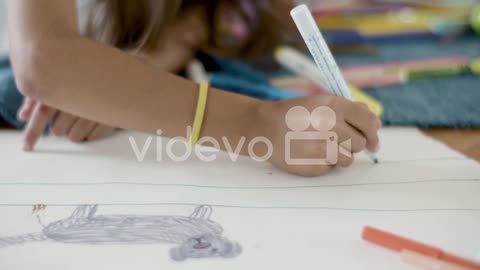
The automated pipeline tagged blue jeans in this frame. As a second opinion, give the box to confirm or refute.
[0,59,26,129]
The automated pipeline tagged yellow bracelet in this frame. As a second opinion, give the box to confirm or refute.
[189,81,209,145]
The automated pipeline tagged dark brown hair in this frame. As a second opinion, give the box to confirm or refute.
[85,0,294,57]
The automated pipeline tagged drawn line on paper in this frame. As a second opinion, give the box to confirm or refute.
[370,156,468,163]
[32,204,47,214]
[0,203,478,212]
[0,178,477,189]
[0,205,241,262]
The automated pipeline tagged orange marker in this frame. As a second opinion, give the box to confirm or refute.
[401,250,476,270]
[362,226,480,270]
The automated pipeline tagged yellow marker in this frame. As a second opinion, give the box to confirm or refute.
[471,5,480,33]
[471,59,480,74]
[349,85,384,118]
[316,8,469,36]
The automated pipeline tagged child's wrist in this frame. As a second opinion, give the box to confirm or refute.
[243,101,278,158]
[200,89,266,155]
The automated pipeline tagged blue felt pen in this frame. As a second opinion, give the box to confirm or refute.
[187,60,301,101]
[209,73,303,101]
[214,58,269,84]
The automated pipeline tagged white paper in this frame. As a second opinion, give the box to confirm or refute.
[0,128,479,270]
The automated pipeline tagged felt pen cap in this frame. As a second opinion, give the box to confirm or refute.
[362,226,441,257]
[274,46,329,91]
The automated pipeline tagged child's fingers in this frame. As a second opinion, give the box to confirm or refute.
[87,124,114,141]
[17,97,36,122]
[336,147,354,168]
[332,126,357,167]
[23,104,55,151]
[50,112,77,137]
[67,119,96,143]
[344,103,380,152]
[290,164,334,177]
[333,124,367,154]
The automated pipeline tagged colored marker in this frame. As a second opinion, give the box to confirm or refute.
[472,59,480,74]
[290,4,379,163]
[362,226,480,270]
[323,30,436,45]
[408,66,469,80]
[341,56,468,73]
[209,73,302,101]
[275,46,329,90]
[407,59,480,80]
[471,5,480,34]
[273,46,383,117]
[341,56,468,88]
[188,60,304,101]
[401,249,476,270]
[214,58,268,84]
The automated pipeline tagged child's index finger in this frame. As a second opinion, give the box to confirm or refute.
[344,103,381,153]
[22,104,55,152]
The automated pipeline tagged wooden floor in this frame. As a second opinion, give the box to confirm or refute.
[423,129,480,161]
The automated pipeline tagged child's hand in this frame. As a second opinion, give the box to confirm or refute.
[18,98,114,151]
[258,95,381,177]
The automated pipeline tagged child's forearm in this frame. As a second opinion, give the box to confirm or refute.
[17,37,263,144]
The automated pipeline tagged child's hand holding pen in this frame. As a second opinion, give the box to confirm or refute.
[256,95,381,177]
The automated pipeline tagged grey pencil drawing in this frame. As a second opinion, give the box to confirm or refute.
[0,205,242,261]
